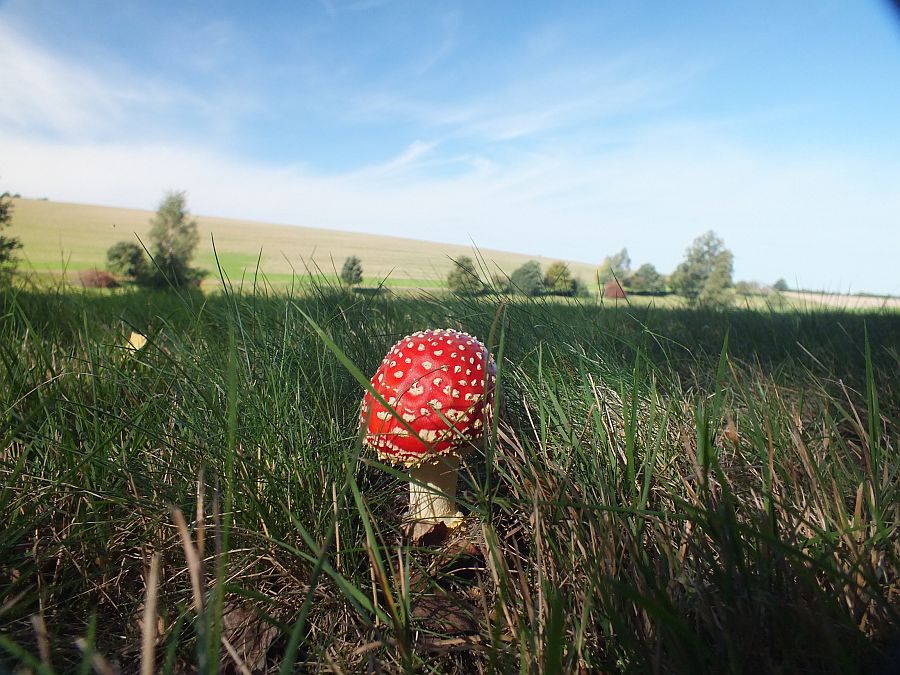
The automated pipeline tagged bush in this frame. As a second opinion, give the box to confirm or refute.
[106,241,147,281]
[0,191,22,281]
[341,256,363,286]
[447,256,484,295]
[544,261,575,296]
[509,261,544,296]
[625,263,665,294]
[773,278,789,292]
[80,269,120,288]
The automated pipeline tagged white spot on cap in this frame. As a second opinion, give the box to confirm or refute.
[442,385,452,395]
[402,412,416,422]
[452,389,460,398]
[394,370,404,378]
[409,384,424,395]
[428,399,442,410]
[454,366,462,373]
[423,361,432,369]
[376,411,390,420]
[433,377,443,386]
[451,352,458,358]
[417,344,425,351]
[434,349,443,356]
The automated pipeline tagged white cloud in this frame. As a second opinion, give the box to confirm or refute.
[0,23,133,136]
[1,16,897,295]
[3,127,898,294]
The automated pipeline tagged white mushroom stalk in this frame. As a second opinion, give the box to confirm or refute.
[408,454,463,539]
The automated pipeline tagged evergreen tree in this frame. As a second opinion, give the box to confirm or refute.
[145,191,204,288]
[340,255,363,286]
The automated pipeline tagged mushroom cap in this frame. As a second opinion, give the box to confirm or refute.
[360,329,497,467]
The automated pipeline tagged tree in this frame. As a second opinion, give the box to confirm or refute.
[670,231,734,307]
[597,248,630,284]
[625,263,665,293]
[447,256,484,295]
[773,278,789,292]
[106,241,147,281]
[544,261,575,296]
[341,255,363,286]
[509,260,544,296]
[145,191,204,288]
[0,191,22,279]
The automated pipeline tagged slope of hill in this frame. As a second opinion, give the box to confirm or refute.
[10,198,600,288]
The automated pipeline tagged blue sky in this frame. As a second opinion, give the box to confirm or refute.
[1,1,899,293]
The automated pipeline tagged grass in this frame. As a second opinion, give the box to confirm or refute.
[1,274,898,673]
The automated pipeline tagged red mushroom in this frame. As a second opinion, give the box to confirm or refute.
[360,329,496,540]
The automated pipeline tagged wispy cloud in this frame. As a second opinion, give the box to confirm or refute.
[0,23,141,137]
[0,7,897,294]
[0,21,255,142]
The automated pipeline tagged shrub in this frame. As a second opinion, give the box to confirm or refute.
[447,256,484,295]
[340,256,363,286]
[0,191,22,281]
[544,261,575,296]
[107,241,147,281]
[509,260,544,296]
[625,263,665,294]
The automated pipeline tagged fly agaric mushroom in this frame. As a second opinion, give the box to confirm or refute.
[360,329,496,541]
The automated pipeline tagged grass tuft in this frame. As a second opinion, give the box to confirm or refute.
[1,278,898,672]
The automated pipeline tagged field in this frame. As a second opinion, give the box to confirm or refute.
[9,198,600,290]
[1,277,898,674]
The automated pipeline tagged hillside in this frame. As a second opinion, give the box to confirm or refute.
[9,198,600,288]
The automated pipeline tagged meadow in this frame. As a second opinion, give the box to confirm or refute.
[1,276,898,673]
[10,198,599,291]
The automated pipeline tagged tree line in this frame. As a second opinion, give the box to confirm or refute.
[439,231,788,307]
[1,188,789,304]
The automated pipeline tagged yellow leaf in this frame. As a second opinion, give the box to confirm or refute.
[126,331,148,351]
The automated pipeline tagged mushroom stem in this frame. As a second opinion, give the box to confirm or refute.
[408,455,463,539]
